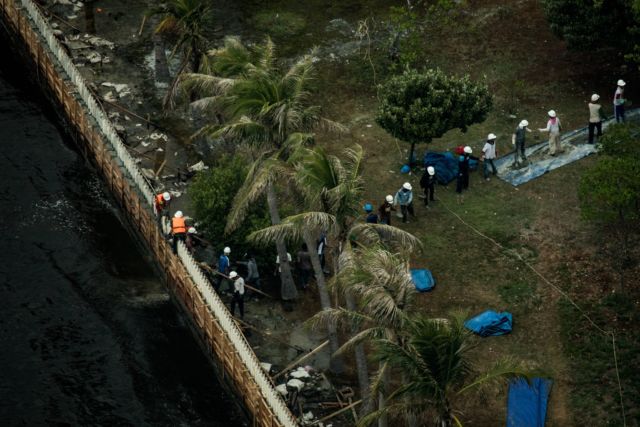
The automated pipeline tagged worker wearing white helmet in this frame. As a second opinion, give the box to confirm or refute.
[420,166,437,207]
[154,191,172,228]
[588,94,606,144]
[456,146,475,202]
[170,210,187,253]
[185,227,198,254]
[378,195,396,225]
[394,182,414,224]
[614,79,626,123]
[539,110,563,156]
[512,120,532,167]
[215,246,232,293]
[482,133,498,181]
[228,271,245,319]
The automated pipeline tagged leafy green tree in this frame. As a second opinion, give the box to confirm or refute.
[376,68,492,165]
[249,145,421,410]
[359,313,534,427]
[599,123,640,159]
[579,156,640,290]
[542,0,640,61]
[181,38,342,302]
[189,155,270,262]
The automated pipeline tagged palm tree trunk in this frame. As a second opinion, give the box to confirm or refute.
[377,363,389,427]
[345,291,372,414]
[84,0,96,34]
[266,183,297,301]
[304,232,343,374]
[402,372,418,427]
[151,20,171,85]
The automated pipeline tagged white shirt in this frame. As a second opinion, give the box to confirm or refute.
[482,142,496,159]
[540,118,561,135]
[614,87,624,106]
[276,253,292,272]
[233,277,245,295]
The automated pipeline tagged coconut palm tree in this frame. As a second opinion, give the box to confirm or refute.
[249,145,421,410]
[359,313,535,427]
[146,0,212,103]
[309,246,417,427]
[179,38,342,302]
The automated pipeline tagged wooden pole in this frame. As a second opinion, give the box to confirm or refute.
[312,399,362,425]
[198,262,273,300]
[272,340,329,380]
[138,15,147,36]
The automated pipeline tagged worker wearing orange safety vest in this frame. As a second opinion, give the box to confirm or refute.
[154,191,171,230]
[171,210,187,253]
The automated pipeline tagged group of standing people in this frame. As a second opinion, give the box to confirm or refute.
[153,191,200,254]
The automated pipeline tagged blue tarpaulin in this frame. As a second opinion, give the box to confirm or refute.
[423,152,478,185]
[411,269,435,292]
[507,378,553,427]
[464,310,513,337]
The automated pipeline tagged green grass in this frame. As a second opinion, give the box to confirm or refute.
[559,298,640,426]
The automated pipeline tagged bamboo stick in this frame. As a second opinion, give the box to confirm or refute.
[272,340,329,380]
[312,399,362,425]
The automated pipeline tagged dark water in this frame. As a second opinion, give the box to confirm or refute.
[0,54,241,425]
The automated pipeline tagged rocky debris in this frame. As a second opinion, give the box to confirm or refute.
[260,362,273,374]
[275,384,288,396]
[187,160,208,172]
[101,82,131,98]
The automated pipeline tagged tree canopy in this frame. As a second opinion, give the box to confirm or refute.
[542,0,640,59]
[376,68,492,164]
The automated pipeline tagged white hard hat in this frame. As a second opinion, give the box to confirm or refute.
[591,94,600,102]
[427,166,435,176]
[223,246,231,254]
[548,110,556,118]
[463,146,472,154]
[617,79,626,87]
[519,119,529,128]
[385,195,393,203]
[402,182,412,191]
[162,192,171,201]
[188,227,196,234]
[487,133,497,140]
[229,271,238,279]
[174,210,183,218]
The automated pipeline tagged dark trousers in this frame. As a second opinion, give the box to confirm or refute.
[456,173,469,193]
[588,122,602,144]
[231,292,244,318]
[615,105,625,123]
[299,268,311,289]
[423,185,435,205]
[483,159,497,178]
[172,232,185,253]
[400,203,414,223]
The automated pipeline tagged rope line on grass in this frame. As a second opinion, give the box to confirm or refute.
[440,200,626,427]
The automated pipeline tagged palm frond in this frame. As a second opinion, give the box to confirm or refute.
[224,155,277,234]
[457,357,537,395]
[350,223,423,253]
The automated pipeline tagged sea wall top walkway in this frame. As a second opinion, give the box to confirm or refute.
[0,1,297,425]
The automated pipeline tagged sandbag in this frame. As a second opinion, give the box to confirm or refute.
[464,310,513,337]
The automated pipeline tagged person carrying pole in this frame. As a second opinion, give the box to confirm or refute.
[511,120,531,167]
[539,110,563,156]
[170,210,187,254]
[154,191,171,231]
[216,246,231,293]
[229,271,245,319]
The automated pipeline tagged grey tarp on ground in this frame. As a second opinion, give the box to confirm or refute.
[495,109,640,186]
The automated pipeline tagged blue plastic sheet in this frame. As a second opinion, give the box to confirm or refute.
[423,151,478,184]
[410,269,435,292]
[507,378,553,427]
[464,310,513,337]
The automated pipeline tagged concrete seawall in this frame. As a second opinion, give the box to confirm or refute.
[0,1,297,426]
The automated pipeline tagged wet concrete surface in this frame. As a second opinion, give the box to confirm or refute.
[0,48,242,426]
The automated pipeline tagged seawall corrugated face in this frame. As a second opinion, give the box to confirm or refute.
[0,1,297,425]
